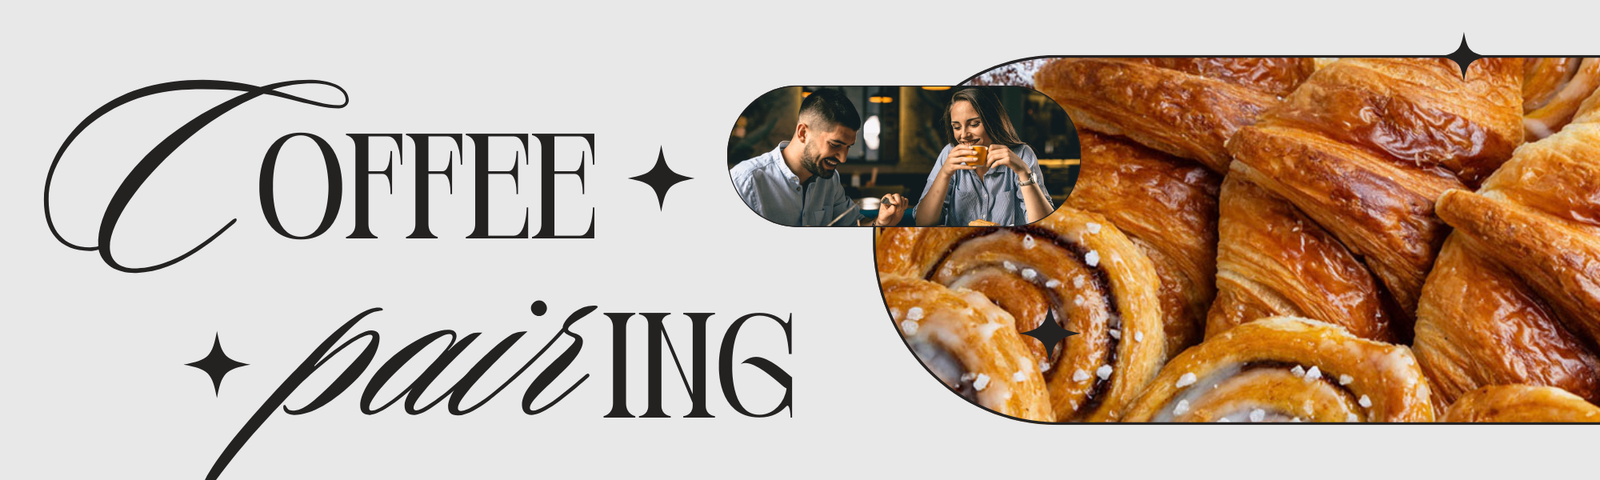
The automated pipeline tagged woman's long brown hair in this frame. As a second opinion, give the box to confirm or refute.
[943,87,1025,148]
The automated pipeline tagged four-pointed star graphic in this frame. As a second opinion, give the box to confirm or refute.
[630,147,691,209]
[186,334,247,395]
[1021,310,1079,360]
[1445,35,1481,78]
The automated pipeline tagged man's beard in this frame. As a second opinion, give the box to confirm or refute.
[801,145,836,179]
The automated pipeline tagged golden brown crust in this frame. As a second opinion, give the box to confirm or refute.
[876,207,1166,421]
[1436,179,1600,352]
[1474,119,1600,230]
[881,275,1052,421]
[1576,84,1600,125]
[1121,57,1316,97]
[1228,130,1451,318]
[1071,131,1220,356]
[1414,84,1600,411]
[1443,385,1600,422]
[1523,58,1600,140]
[1033,58,1287,173]
[1413,235,1600,409]
[1252,58,1523,187]
[1207,174,1393,342]
[1028,58,1308,350]
[1225,58,1523,326]
[1524,58,1581,109]
[967,219,999,226]
[1123,317,1434,422]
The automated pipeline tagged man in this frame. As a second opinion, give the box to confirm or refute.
[731,88,905,227]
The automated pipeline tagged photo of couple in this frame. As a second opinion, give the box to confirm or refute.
[727,86,1079,227]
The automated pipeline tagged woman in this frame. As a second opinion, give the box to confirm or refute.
[914,88,1053,226]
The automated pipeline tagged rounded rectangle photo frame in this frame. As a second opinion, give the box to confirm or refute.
[875,55,1600,424]
[727,86,1079,228]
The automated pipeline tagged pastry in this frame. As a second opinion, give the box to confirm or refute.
[967,219,999,226]
[1034,57,1315,173]
[1122,317,1435,422]
[876,207,1166,421]
[1442,385,1600,422]
[1414,86,1600,407]
[1070,131,1221,357]
[1116,57,1317,97]
[1412,235,1600,408]
[1208,175,1395,341]
[1523,57,1600,139]
[1033,58,1305,355]
[1214,58,1523,342]
[922,55,1600,422]
[882,275,1053,421]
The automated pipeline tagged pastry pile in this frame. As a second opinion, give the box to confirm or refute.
[877,57,1600,422]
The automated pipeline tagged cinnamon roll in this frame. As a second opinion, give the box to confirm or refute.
[1442,385,1600,422]
[882,275,1053,421]
[1071,131,1221,357]
[1123,317,1435,422]
[876,207,1166,421]
[1034,57,1307,355]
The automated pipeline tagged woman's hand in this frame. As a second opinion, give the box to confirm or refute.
[940,145,979,178]
[985,145,1031,183]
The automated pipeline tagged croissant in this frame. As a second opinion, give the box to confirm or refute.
[1122,317,1435,422]
[1034,57,1315,173]
[882,275,1053,421]
[1208,174,1395,341]
[1070,131,1221,357]
[1413,86,1600,407]
[1116,58,1316,97]
[942,56,1600,423]
[876,207,1166,421]
[1442,385,1600,422]
[1523,57,1600,140]
[1213,58,1524,342]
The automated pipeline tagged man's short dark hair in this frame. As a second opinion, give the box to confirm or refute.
[798,88,861,131]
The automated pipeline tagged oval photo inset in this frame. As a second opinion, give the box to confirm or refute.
[727,86,1079,227]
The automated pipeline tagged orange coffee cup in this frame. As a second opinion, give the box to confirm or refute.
[964,145,988,166]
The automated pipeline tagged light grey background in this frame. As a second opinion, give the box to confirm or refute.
[3,1,1597,478]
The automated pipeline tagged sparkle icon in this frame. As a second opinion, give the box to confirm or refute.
[630,147,692,209]
[1021,309,1078,359]
[186,334,247,395]
[1445,35,1481,78]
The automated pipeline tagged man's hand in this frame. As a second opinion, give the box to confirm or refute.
[875,193,906,226]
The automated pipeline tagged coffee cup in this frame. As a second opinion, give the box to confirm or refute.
[965,145,989,166]
[861,197,880,220]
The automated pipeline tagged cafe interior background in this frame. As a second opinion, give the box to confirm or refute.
[727,86,1080,226]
